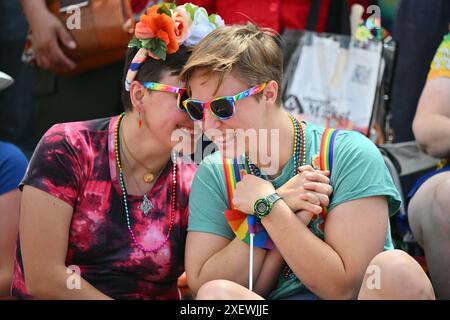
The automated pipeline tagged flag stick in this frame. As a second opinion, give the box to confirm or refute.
[249,232,254,291]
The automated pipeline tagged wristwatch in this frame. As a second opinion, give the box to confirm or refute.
[253,193,283,219]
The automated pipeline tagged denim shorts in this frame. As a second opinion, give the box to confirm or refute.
[407,165,450,200]
[281,290,321,300]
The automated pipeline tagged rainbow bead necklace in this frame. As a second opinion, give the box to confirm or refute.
[245,113,306,177]
[114,113,177,254]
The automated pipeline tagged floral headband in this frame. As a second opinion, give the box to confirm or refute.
[125,2,224,91]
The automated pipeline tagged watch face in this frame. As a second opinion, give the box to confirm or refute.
[256,201,268,213]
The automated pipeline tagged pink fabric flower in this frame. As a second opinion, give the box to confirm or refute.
[172,6,192,44]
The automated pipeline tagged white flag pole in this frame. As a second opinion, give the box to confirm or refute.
[249,233,254,291]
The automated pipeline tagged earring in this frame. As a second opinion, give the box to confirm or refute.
[137,112,142,128]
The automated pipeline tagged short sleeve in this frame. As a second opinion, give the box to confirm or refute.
[0,142,28,195]
[20,124,88,207]
[328,131,402,217]
[187,153,235,240]
[428,32,450,80]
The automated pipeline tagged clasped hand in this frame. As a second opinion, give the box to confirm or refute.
[232,165,333,225]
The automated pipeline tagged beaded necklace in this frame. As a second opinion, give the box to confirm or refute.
[244,113,306,279]
[114,113,177,254]
[120,123,155,216]
[245,113,306,179]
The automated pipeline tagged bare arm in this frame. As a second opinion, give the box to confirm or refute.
[186,205,322,298]
[20,186,112,300]
[185,232,267,294]
[251,206,323,297]
[261,196,388,300]
[413,78,450,158]
[252,247,284,297]
[0,190,21,298]
[186,186,327,296]
[186,166,331,296]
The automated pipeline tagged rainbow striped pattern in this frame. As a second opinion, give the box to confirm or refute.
[233,83,267,101]
[223,157,274,249]
[182,83,268,120]
[318,128,339,226]
[143,82,185,93]
[125,48,148,91]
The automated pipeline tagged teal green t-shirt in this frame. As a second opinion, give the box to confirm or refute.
[188,122,401,299]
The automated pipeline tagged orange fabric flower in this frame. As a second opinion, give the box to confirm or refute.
[135,21,154,39]
[139,5,179,54]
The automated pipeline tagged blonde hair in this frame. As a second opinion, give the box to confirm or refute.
[180,23,283,105]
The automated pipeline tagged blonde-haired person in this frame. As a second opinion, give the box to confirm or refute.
[182,24,435,300]
[11,3,223,300]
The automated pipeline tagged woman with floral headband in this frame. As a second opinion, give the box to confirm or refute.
[181,24,435,300]
[10,3,223,300]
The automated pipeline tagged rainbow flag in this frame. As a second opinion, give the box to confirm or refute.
[223,157,274,249]
[318,128,339,226]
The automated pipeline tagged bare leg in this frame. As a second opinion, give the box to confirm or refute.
[358,250,435,299]
[408,171,450,299]
[196,280,265,300]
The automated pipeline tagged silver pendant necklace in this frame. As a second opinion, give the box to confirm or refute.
[119,125,156,217]
[140,194,153,216]
[123,153,155,217]
[136,167,165,216]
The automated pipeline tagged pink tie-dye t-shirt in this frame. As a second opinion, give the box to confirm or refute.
[11,116,196,299]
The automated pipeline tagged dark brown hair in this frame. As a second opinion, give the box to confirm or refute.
[121,45,192,111]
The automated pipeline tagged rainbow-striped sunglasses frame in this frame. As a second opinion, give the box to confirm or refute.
[143,82,188,111]
[182,83,267,121]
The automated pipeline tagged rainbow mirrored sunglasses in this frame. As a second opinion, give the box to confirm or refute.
[182,83,267,121]
[142,82,189,111]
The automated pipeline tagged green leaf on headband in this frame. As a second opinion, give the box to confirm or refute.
[128,37,142,49]
[208,14,218,25]
[157,3,172,17]
[149,38,168,61]
[185,3,196,21]
[130,37,167,60]
[141,39,152,49]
